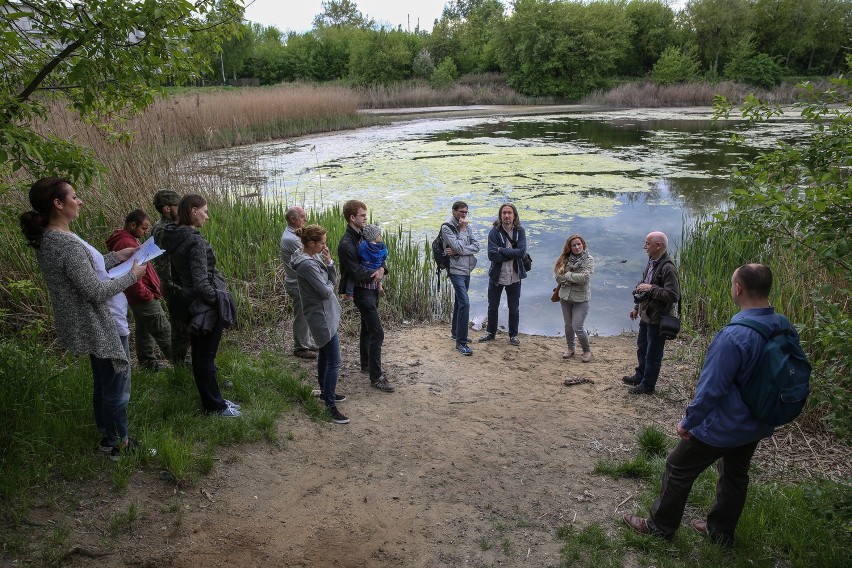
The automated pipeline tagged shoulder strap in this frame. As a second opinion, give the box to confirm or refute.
[727,318,771,339]
[500,227,517,247]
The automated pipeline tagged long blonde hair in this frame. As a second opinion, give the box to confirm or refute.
[553,234,587,274]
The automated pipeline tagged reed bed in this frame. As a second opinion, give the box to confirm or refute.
[583,80,810,107]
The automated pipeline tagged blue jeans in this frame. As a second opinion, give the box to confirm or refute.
[353,288,384,381]
[90,335,131,446]
[649,437,759,543]
[635,320,666,390]
[486,281,521,337]
[449,273,471,343]
[317,333,342,408]
[190,318,227,413]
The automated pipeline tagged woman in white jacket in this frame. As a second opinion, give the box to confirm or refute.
[554,234,595,362]
[291,224,348,425]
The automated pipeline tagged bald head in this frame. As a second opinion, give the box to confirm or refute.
[643,231,668,260]
[285,206,307,229]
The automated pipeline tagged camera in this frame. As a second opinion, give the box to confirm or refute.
[632,286,648,304]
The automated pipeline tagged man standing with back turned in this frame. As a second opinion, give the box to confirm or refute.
[151,189,190,366]
[623,264,796,546]
[623,231,680,394]
[337,199,395,393]
[280,206,318,359]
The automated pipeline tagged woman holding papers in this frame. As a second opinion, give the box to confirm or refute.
[159,194,240,417]
[19,177,147,461]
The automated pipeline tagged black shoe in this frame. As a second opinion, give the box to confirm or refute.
[329,407,350,424]
[478,333,495,343]
[622,375,641,386]
[109,438,142,461]
[628,384,655,395]
[97,437,113,453]
[316,392,347,403]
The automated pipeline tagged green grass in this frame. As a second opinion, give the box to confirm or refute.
[0,336,326,526]
[581,429,852,568]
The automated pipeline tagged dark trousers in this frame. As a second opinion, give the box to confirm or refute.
[486,281,521,337]
[189,318,227,413]
[649,437,760,543]
[163,288,191,365]
[635,320,666,389]
[449,273,471,342]
[353,287,384,381]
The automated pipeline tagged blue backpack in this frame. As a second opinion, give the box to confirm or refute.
[729,316,811,427]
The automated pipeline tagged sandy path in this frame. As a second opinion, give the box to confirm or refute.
[41,324,693,568]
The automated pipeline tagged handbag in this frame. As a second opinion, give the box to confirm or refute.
[550,286,560,302]
[499,227,532,272]
[659,301,681,340]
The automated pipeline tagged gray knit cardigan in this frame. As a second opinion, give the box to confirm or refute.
[36,229,138,371]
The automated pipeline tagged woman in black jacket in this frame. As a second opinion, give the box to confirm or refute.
[159,194,240,417]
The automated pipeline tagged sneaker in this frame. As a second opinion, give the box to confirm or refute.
[224,399,241,410]
[294,349,317,359]
[341,294,353,302]
[109,438,141,462]
[478,333,495,342]
[97,437,113,453]
[622,375,641,386]
[581,351,592,363]
[329,406,350,424]
[628,384,655,395]
[509,336,520,346]
[315,392,347,403]
[371,376,396,393]
[456,343,473,356]
[219,406,242,417]
[563,349,575,359]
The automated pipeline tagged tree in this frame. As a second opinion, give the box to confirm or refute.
[430,57,458,88]
[0,0,243,192]
[620,0,678,76]
[652,45,701,85]
[312,0,373,30]
[681,0,753,75]
[723,37,783,89]
[348,29,413,85]
[494,0,633,99]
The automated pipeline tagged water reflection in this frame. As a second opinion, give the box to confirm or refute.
[193,109,804,336]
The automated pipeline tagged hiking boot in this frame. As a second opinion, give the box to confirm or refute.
[478,333,495,342]
[628,384,655,395]
[371,376,395,393]
[509,336,520,346]
[329,406,350,424]
[622,374,641,386]
[294,349,317,360]
[141,360,168,372]
[581,351,592,363]
[109,438,141,462]
[456,343,473,356]
[97,437,113,453]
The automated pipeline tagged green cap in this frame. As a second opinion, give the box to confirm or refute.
[153,189,180,211]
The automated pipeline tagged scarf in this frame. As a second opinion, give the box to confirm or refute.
[568,250,589,272]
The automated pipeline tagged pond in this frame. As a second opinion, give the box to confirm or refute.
[196,107,806,337]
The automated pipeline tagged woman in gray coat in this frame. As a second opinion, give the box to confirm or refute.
[20,177,147,460]
[291,224,348,425]
[554,234,595,362]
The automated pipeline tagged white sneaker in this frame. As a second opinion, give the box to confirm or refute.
[219,406,242,418]
[224,399,241,410]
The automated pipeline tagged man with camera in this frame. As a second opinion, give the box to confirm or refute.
[623,231,680,394]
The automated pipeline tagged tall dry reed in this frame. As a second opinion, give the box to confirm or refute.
[583,81,811,107]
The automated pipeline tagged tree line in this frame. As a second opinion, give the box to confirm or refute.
[212,0,851,97]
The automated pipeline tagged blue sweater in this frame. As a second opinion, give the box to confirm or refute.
[681,307,793,447]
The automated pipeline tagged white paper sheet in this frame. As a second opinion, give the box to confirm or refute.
[107,236,165,278]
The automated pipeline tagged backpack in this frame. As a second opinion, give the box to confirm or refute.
[729,316,811,427]
[431,222,457,276]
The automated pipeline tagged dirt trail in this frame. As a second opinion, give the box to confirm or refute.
[44,325,690,568]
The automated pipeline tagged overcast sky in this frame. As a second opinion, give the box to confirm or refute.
[243,0,448,33]
[242,1,687,34]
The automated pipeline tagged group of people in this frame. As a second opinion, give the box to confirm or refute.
[22,179,802,546]
[20,180,241,459]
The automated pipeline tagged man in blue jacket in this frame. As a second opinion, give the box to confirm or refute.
[623,263,794,546]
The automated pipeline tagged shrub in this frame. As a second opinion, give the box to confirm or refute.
[652,45,700,85]
[430,57,459,89]
[724,51,784,90]
[412,48,435,79]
